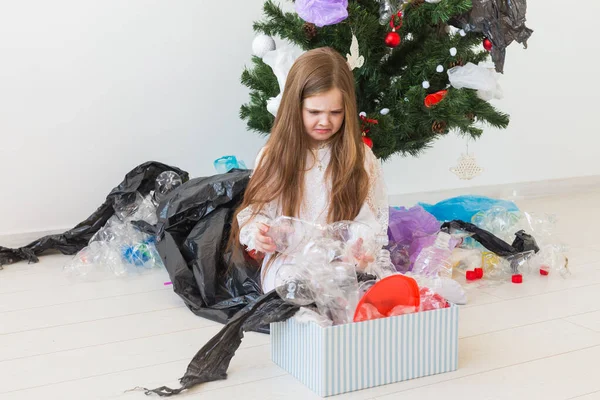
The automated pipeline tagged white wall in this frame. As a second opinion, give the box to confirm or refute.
[0,0,598,235]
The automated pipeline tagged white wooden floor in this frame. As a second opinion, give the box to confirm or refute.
[1,190,600,400]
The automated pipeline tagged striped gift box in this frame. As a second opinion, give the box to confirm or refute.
[271,305,459,397]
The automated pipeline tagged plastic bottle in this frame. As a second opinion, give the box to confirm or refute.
[412,232,453,278]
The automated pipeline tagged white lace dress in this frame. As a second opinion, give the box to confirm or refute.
[236,143,389,292]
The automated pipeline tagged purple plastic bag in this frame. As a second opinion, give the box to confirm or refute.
[388,206,440,246]
[295,0,349,27]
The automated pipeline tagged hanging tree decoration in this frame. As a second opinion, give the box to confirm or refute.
[424,90,448,108]
[385,11,403,48]
[450,142,484,180]
[359,112,378,148]
[346,32,365,70]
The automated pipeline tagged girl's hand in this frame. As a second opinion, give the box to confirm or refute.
[351,238,375,270]
[255,223,277,254]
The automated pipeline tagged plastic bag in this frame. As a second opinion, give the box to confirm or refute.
[441,220,518,257]
[294,307,332,327]
[387,206,440,246]
[471,206,521,243]
[152,170,264,328]
[262,45,306,116]
[140,290,300,397]
[295,0,349,27]
[213,156,247,174]
[419,287,451,311]
[420,195,519,223]
[447,62,502,100]
[0,162,189,267]
[449,0,533,73]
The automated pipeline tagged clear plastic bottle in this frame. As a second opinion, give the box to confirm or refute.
[412,232,453,278]
[365,235,398,279]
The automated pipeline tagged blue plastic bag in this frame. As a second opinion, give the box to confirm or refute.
[419,195,519,222]
[214,156,247,174]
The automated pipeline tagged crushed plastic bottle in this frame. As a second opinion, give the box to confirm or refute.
[412,232,453,278]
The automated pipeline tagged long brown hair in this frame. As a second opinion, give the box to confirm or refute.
[229,47,369,261]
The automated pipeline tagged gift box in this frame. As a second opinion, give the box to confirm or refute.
[271,305,459,397]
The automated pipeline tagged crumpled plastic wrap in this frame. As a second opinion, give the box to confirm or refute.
[272,220,380,325]
[450,0,533,73]
[295,0,349,27]
[262,45,306,116]
[447,62,503,100]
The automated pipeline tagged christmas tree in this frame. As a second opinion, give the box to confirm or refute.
[240,0,532,160]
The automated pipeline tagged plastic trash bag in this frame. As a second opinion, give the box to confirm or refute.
[441,220,518,257]
[149,170,265,328]
[420,195,519,223]
[449,0,533,73]
[387,206,440,246]
[140,271,377,396]
[213,156,247,174]
[447,62,502,100]
[0,162,189,268]
[139,290,300,397]
[295,0,348,27]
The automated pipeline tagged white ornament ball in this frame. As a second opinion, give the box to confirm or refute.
[436,65,444,73]
[359,111,367,118]
[380,108,390,115]
[459,29,466,37]
[405,33,414,41]
[252,35,276,58]
[422,81,430,89]
[450,47,457,56]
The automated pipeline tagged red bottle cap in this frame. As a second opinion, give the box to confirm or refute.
[512,274,523,284]
[466,270,477,281]
[474,267,484,279]
[540,268,549,276]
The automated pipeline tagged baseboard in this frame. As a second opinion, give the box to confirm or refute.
[389,175,600,207]
[1,175,599,246]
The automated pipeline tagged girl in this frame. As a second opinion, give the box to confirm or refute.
[230,47,389,292]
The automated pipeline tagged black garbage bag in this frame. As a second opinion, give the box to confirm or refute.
[0,162,189,268]
[138,272,375,397]
[512,230,540,253]
[450,0,533,73]
[441,220,517,257]
[150,169,264,327]
[441,220,540,257]
[139,289,299,397]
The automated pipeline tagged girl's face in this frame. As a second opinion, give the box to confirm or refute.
[302,88,345,147]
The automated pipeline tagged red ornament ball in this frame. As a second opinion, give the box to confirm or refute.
[385,31,401,48]
[483,38,493,51]
[362,136,373,148]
